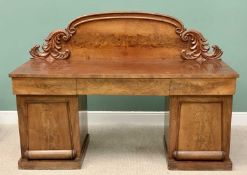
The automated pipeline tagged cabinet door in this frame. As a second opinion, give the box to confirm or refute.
[17,96,80,160]
[168,96,232,161]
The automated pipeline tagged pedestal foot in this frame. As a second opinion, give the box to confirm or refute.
[18,134,90,170]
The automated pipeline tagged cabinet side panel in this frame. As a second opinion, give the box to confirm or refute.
[78,95,88,147]
[164,97,170,147]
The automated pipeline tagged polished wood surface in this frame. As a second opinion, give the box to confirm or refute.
[29,12,223,62]
[173,151,225,161]
[10,59,238,79]
[24,150,76,160]
[17,96,89,169]
[11,77,236,95]
[19,135,89,170]
[9,12,239,170]
[77,78,171,96]
[170,78,236,95]
[12,78,76,95]
[165,96,233,170]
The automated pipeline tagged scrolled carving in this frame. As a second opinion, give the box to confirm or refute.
[30,29,74,61]
[29,12,223,62]
[180,30,223,62]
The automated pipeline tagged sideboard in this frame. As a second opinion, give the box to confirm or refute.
[9,12,239,170]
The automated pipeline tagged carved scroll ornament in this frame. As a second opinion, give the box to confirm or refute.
[180,30,222,62]
[29,29,75,62]
[30,12,223,62]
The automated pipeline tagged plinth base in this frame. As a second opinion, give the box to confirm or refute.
[18,134,89,170]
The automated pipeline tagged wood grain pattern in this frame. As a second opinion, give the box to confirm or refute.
[9,59,239,79]
[78,95,88,148]
[178,102,222,151]
[221,96,233,159]
[24,150,76,160]
[29,12,222,62]
[173,151,225,161]
[19,135,89,170]
[163,137,232,170]
[12,78,76,95]
[167,158,232,171]
[27,101,73,151]
[164,96,233,170]
[10,12,239,171]
[77,78,170,95]
[12,77,236,96]
[164,97,170,147]
[66,18,186,62]
[17,96,89,169]
[19,158,83,170]
[170,78,237,95]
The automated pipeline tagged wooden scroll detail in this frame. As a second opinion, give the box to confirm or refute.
[30,29,75,62]
[180,30,223,62]
[29,12,223,62]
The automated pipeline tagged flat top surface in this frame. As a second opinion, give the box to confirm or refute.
[9,59,239,79]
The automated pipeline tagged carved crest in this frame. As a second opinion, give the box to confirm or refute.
[29,29,75,62]
[30,12,223,62]
[180,30,222,62]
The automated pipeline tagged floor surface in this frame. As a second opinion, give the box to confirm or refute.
[0,124,246,175]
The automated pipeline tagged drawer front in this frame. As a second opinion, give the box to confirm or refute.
[170,78,236,95]
[12,78,76,95]
[77,78,170,95]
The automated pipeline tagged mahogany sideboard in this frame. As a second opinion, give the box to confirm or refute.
[9,12,239,170]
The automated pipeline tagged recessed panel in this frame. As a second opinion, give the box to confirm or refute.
[27,102,72,150]
[67,18,186,61]
[178,102,222,151]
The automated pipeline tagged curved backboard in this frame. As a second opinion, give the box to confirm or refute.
[30,12,223,63]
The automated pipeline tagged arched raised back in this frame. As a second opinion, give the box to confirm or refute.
[30,12,223,63]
